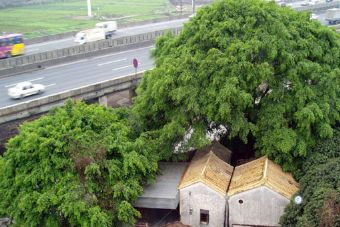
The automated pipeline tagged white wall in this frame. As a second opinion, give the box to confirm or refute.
[228,186,290,227]
[180,182,227,227]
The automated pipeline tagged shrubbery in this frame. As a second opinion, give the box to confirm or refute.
[280,129,340,227]
[0,101,159,227]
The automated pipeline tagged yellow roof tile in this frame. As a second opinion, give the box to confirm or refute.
[227,156,299,199]
[178,151,233,195]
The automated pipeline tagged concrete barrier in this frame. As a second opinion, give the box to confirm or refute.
[295,1,340,11]
[0,27,182,77]
[0,72,145,124]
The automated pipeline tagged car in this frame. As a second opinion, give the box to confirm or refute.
[8,81,45,99]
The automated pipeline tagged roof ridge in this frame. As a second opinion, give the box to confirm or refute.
[263,156,268,180]
[201,151,213,177]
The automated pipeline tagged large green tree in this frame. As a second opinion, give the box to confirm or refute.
[280,128,340,227]
[133,0,340,171]
[0,101,159,227]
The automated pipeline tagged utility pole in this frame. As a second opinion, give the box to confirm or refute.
[87,0,92,17]
[192,0,195,14]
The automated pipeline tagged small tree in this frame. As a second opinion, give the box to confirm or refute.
[0,101,159,227]
[133,0,340,171]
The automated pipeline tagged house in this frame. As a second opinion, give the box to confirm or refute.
[135,141,299,227]
[178,148,234,227]
[227,156,299,227]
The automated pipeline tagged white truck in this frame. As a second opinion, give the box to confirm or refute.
[95,21,117,39]
[325,8,340,25]
[74,28,105,44]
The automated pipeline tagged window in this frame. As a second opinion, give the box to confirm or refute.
[8,38,14,45]
[200,209,209,224]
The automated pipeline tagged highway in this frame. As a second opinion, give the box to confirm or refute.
[19,2,340,55]
[25,19,188,54]
[0,2,337,110]
[0,46,154,108]
[23,1,338,55]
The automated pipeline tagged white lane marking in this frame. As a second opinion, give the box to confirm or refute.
[97,58,127,66]
[0,70,150,110]
[92,46,154,60]
[46,59,88,69]
[4,77,45,88]
[45,83,56,87]
[112,65,130,71]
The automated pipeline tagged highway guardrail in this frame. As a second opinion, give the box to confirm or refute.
[0,72,144,124]
[0,27,182,77]
[26,14,189,45]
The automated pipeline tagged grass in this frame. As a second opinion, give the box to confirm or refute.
[0,0,182,39]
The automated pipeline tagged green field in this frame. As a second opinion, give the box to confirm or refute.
[0,0,179,39]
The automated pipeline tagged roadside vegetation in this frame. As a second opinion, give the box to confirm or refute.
[0,101,159,227]
[1,0,340,226]
[280,129,340,227]
[0,0,176,39]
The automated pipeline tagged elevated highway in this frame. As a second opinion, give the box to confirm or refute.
[0,46,154,110]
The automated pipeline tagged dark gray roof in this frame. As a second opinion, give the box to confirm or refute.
[194,141,232,164]
[134,162,188,209]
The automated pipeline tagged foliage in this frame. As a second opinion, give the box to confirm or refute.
[133,0,340,170]
[0,101,159,227]
[280,129,340,227]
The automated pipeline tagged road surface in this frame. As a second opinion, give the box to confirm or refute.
[25,19,188,54]
[0,46,154,108]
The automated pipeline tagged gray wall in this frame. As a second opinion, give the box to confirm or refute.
[228,186,289,227]
[180,182,227,227]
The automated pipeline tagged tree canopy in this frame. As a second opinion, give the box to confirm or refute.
[0,101,159,227]
[133,0,340,171]
[280,128,340,227]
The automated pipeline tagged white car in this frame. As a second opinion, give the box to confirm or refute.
[8,81,45,99]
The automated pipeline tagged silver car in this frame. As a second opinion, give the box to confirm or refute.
[8,81,45,99]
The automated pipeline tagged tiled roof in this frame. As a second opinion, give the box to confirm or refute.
[178,151,233,195]
[227,156,299,199]
[194,140,232,164]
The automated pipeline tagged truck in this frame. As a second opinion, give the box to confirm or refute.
[325,8,340,25]
[95,21,117,39]
[74,28,105,44]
